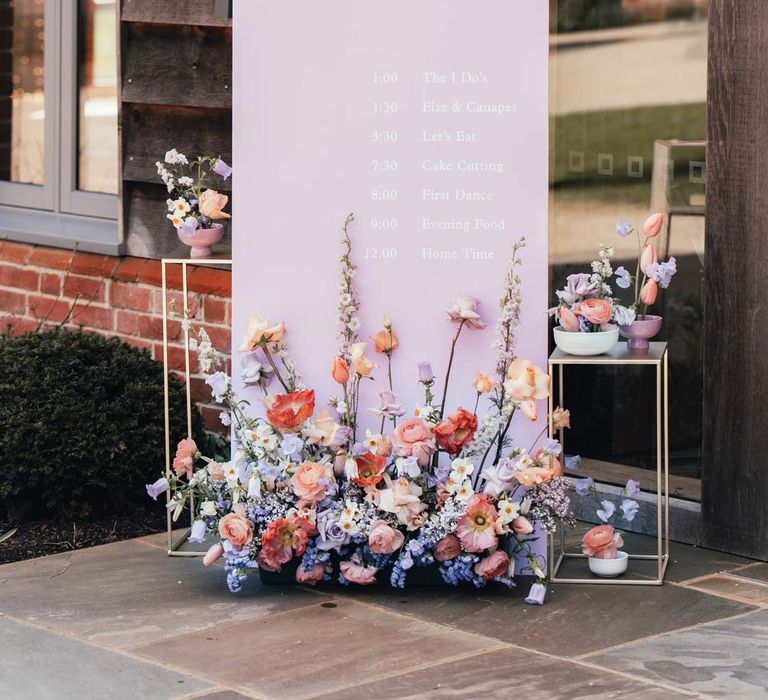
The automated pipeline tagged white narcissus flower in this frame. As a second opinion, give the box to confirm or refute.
[172,198,190,215]
[450,457,475,479]
[167,213,183,228]
[454,480,474,501]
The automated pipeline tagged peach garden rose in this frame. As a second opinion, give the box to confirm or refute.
[218,513,253,549]
[392,417,435,467]
[368,519,405,554]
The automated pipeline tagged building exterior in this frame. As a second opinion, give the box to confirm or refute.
[0,1,765,558]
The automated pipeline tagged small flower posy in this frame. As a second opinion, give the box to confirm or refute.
[157,148,232,236]
[149,215,574,603]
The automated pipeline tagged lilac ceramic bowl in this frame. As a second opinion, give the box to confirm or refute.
[618,314,663,350]
[177,223,224,258]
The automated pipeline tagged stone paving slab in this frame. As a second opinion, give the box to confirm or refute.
[0,539,329,649]
[685,574,768,606]
[133,598,507,699]
[343,576,755,657]
[308,645,691,700]
[0,617,213,700]
[589,609,768,698]
[731,563,768,584]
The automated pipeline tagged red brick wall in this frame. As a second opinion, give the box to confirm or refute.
[0,242,232,432]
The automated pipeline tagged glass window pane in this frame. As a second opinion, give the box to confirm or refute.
[0,0,45,186]
[77,0,117,194]
[550,0,708,495]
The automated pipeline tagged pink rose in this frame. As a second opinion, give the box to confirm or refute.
[558,306,581,332]
[203,542,223,566]
[474,550,510,580]
[340,559,378,585]
[392,417,436,467]
[434,533,461,562]
[296,563,326,585]
[172,438,197,478]
[218,513,253,549]
[291,462,332,503]
[512,515,534,535]
[368,519,405,554]
[208,462,225,481]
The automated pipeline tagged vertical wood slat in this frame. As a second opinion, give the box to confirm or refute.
[702,1,768,559]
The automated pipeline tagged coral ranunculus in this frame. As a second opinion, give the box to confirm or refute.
[352,452,388,488]
[260,517,313,570]
[573,298,612,326]
[582,524,624,560]
[392,417,436,467]
[455,494,498,552]
[291,461,333,503]
[265,390,315,431]
[434,408,478,455]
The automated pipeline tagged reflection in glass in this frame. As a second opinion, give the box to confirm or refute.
[0,0,45,185]
[78,0,117,194]
[550,0,708,494]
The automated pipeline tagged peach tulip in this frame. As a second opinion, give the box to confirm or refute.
[370,329,399,353]
[473,372,493,394]
[199,189,231,219]
[349,342,374,376]
[643,212,664,238]
[640,243,657,274]
[331,357,349,384]
[640,279,658,305]
[239,315,285,351]
[558,306,581,332]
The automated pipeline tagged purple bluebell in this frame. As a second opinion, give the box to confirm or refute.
[212,158,232,180]
[621,498,640,522]
[279,434,303,461]
[573,477,593,496]
[145,477,169,500]
[179,218,198,238]
[188,519,207,543]
[205,371,230,401]
[525,582,547,605]
[417,361,434,382]
[615,221,633,237]
[625,479,641,498]
[614,266,632,289]
[597,500,616,522]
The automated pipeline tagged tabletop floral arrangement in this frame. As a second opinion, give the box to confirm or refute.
[147,214,574,602]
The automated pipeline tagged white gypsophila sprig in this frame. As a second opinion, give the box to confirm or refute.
[336,213,360,359]
[273,342,304,391]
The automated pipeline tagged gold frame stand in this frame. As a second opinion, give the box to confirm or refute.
[548,341,670,585]
[162,257,232,557]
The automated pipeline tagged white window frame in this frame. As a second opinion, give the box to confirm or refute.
[0,0,121,254]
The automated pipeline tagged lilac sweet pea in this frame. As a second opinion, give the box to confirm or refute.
[625,479,641,498]
[145,477,169,500]
[616,221,633,237]
[614,266,632,289]
[212,158,232,180]
[621,498,640,522]
[596,500,616,522]
[369,390,406,419]
[646,257,677,289]
[565,454,581,471]
[573,477,593,496]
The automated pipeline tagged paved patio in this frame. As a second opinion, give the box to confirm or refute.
[1,528,768,699]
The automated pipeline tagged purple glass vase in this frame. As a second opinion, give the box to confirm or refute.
[618,314,663,350]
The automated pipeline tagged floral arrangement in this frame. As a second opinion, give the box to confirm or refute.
[575,476,642,559]
[147,215,574,602]
[156,148,232,237]
[614,213,677,319]
[551,245,636,332]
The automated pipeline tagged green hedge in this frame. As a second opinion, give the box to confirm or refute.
[0,329,204,520]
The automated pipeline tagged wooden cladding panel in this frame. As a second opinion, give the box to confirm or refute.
[122,103,232,184]
[121,0,232,27]
[122,23,232,107]
[702,1,768,559]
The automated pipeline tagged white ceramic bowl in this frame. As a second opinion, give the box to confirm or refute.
[588,550,629,577]
[553,325,618,356]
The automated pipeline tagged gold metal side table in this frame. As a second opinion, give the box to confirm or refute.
[161,257,232,557]
[548,342,670,585]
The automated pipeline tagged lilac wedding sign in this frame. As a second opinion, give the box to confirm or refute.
[233,1,549,435]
